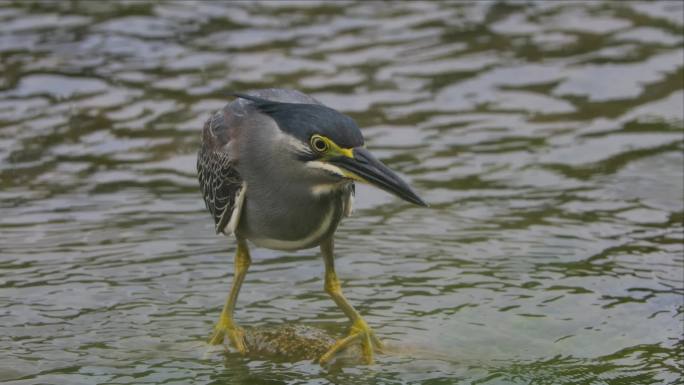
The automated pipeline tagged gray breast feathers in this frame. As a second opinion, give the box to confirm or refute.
[197,110,246,235]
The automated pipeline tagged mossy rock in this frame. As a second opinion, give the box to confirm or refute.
[239,324,362,363]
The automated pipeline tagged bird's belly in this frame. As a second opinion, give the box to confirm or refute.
[237,197,342,251]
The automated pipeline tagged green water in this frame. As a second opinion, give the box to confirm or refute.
[1,1,682,384]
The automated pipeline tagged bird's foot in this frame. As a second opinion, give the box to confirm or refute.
[319,318,383,365]
[209,318,247,353]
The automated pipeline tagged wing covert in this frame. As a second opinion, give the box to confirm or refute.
[197,109,245,235]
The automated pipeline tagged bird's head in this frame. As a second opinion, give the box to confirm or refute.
[235,93,427,207]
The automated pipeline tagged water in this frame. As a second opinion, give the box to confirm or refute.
[1,1,682,384]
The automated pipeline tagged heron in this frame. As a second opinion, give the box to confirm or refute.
[197,89,426,364]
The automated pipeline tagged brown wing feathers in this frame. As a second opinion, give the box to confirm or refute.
[197,110,243,234]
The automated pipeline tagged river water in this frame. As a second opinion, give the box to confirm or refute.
[1,1,682,384]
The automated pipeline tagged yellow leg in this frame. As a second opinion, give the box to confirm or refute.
[318,238,383,365]
[209,238,251,353]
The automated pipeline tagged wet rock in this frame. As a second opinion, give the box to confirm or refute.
[239,324,362,363]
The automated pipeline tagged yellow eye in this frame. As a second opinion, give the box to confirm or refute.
[310,135,329,153]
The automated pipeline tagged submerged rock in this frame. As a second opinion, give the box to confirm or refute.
[239,324,362,363]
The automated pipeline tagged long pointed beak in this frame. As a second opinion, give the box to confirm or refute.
[330,147,428,207]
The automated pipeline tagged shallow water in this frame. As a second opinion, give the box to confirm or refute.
[1,1,683,384]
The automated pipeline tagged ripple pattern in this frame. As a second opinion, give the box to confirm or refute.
[0,1,682,384]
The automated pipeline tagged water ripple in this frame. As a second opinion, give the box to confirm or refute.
[1,1,682,384]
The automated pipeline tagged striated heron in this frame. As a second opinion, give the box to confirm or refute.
[197,89,426,364]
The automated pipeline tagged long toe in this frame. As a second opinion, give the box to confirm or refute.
[370,330,384,353]
[319,321,381,365]
[209,326,226,346]
[209,323,248,354]
[227,326,247,354]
